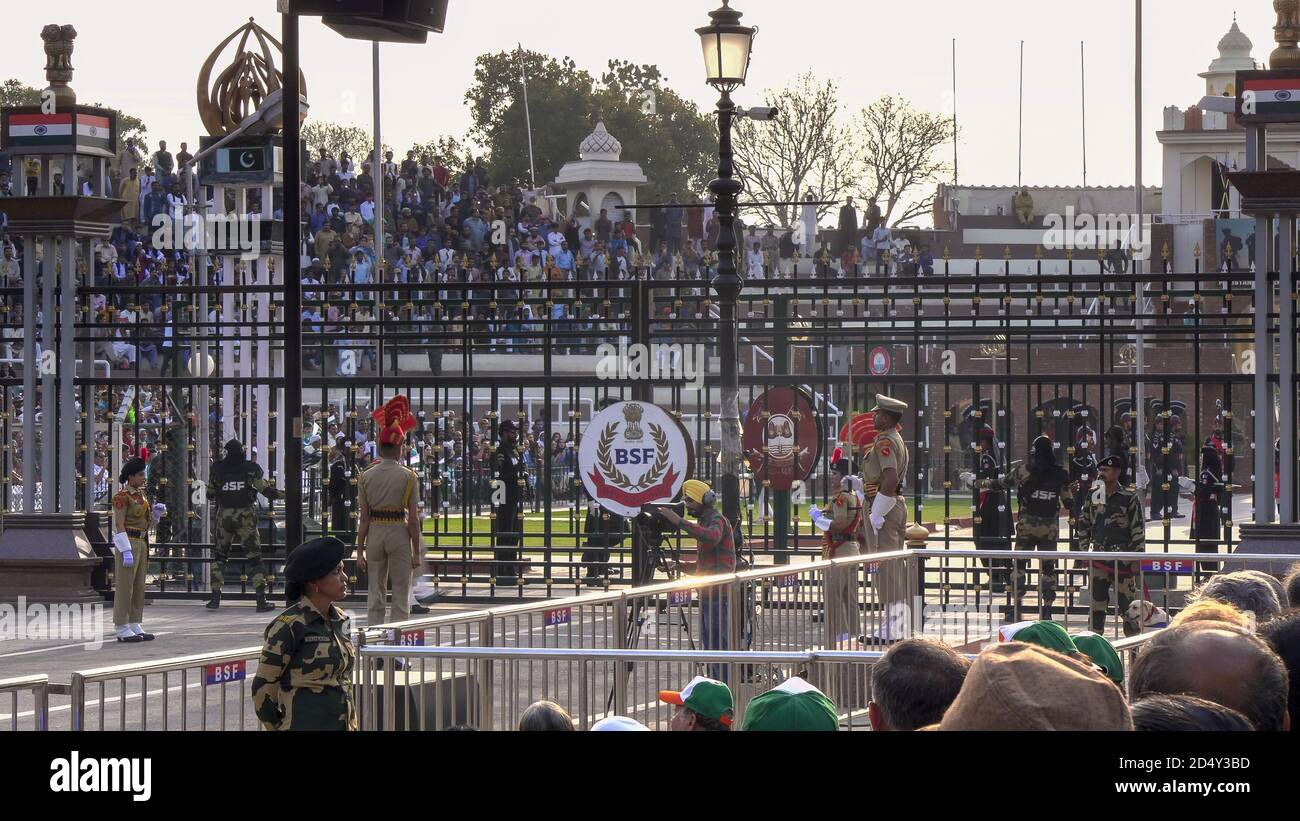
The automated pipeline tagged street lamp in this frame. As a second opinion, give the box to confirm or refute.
[698,0,757,533]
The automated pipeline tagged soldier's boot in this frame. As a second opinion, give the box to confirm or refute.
[206,589,221,610]
[255,589,276,613]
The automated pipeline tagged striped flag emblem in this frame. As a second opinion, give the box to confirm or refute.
[7,113,73,145]
[77,114,112,150]
[1243,79,1300,114]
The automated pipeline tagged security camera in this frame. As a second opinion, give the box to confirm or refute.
[741,106,780,121]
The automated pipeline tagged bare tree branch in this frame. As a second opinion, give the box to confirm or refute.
[731,72,861,228]
[855,96,954,227]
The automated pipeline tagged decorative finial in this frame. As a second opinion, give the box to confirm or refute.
[196,18,307,137]
[1272,0,1300,69]
[41,24,78,108]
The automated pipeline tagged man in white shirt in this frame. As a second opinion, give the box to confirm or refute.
[746,242,766,279]
[546,226,565,259]
[311,179,333,209]
[872,223,892,275]
[359,195,376,226]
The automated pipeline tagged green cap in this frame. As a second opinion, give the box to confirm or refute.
[741,677,838,732]
[1070,631,1125,685]
[1005,620,1078,657]
[659,676,734,726]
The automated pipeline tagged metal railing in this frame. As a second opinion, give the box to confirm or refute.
[0,675,50,731]
[68,646,263,732]
[357,634,1159,731]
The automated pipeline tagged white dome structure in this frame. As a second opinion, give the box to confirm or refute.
[554,121,647,230]
[1200,17,1258,97]
[579,121,623,161]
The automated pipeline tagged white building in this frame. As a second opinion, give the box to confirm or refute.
[553,121,647,231]
[1158,17,1300,270]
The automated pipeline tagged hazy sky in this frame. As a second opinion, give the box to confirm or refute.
[0,1,1269,190]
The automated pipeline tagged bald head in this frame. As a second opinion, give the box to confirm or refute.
[1131,623,1289,731]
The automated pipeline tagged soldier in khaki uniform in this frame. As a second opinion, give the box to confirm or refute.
[860,394,911,640]
[355,396,422,626]
[809,459,862,646]
[110,457,160,643]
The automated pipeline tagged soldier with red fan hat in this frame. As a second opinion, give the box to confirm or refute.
[355,395,423,626]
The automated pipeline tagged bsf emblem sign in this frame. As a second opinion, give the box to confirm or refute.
[579,402,691,517]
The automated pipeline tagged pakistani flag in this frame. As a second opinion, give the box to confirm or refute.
[6,113,73,147]
[1244,78,1300,117]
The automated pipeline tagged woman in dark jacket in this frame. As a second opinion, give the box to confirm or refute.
[1191,444,1227,581]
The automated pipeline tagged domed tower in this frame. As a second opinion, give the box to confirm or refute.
[1200,16,1258,97]
[554,121,647,231]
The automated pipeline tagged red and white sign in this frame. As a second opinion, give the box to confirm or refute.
[869,347,892,376]
[205,660,246,685]
[579,401,691,518]
[544,607,572,627]
[398,629,426,646]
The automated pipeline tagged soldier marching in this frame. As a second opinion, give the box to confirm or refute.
[110,457,161,643]
[206,439,281,613]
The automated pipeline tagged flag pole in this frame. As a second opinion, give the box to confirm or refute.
[952,38,959,186]
[1081,40,1088,189]
[518,43,538,189]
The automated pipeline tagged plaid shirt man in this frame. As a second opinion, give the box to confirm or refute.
[680,507,736,574]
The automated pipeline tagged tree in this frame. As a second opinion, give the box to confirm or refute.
[407,135,470,180]
[732,73,860,229]
[301,120,378,164]
[856,96,954,227]
[465,50,715,202]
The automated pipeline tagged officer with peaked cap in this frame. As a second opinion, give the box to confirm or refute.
[250,537,356,731]
[860,394,911,642]
[111,457,159,643]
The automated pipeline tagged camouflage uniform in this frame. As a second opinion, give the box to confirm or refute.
[980,464,1073,612]
[208,459,276,592]
[1077,484,1145,636]
[250,597,357,731]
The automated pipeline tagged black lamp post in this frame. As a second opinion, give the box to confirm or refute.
[698,1,756,533]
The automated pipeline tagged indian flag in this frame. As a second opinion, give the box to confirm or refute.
[6,113,73,146]
[76,113,112,152]
[1243,78,1300,115]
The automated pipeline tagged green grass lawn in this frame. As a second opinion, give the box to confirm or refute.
[422,496,967,552]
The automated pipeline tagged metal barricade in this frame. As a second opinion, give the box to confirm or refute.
[357,645,899,731]
[907,548,1299,640]
[0,675,50,731]
[69,647,263,731]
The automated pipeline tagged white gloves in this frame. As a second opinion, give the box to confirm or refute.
[113,531,135,567]
[1177,476,1195,493]
[869,493,897,534]
[958,471,975,486]
[152,503,166,523]
[1136,466,1150,491]
[808,505,831,533]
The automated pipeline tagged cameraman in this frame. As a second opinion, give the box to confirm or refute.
[657,480,736,680]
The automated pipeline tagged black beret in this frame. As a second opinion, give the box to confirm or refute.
[831,458,850,474]
[283,537,347,603]
[119,457,147,484]
[498,420,517,433]
[1098,455,1126,469]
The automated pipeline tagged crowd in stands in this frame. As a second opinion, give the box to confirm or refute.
[509,563,1300,731]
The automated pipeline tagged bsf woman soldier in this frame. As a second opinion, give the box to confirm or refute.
[111,457,160,643]
[250,536,357,731]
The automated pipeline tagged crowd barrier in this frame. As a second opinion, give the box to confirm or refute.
[67,647,264,732]
[356,635,1155,731]
[0,675,49,731]
[4,548,1291,731]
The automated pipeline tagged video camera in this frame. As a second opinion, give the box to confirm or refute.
[633,502,685,583]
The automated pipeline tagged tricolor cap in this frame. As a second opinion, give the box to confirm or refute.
[740,676,838,732]
[1003,620,1078,657]
[659,676,734,726]
[590,716,650,732]
[1070,631,1125,685]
